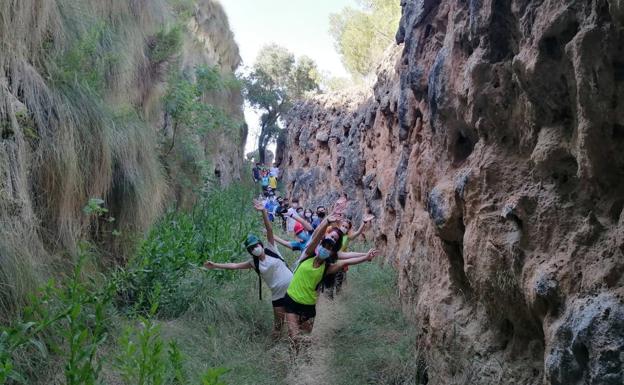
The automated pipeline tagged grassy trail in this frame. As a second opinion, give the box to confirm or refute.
[285,262,421,385]
[286,295,344,385]
[0,183,420,385]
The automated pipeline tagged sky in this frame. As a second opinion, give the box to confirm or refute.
[219,0,357,157]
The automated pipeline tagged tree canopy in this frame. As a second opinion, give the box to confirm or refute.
[329,0,401,78]
[244,44,320,163]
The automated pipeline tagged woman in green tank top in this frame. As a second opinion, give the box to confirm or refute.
[283,214,379,345]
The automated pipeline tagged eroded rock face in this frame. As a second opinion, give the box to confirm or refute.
[281,1,624,383]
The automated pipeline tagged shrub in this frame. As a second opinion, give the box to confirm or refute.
[0,254,115,385]
[117,183,257,318]
[148,26,183,64]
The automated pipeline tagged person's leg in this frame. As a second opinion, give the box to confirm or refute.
[286,312,301,340]
[300,317,315,334]
[323,282,335,300]
[335,271,345,295]
[272,306,286,340]
[286,312,301,353]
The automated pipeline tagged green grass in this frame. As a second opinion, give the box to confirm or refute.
[1,182,420,385]
[157,269,292,385]
[1,183,259,385]
[327,262,424,384]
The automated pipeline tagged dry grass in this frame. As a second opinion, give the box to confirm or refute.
[0,0,244,320]
[286,295,343,385]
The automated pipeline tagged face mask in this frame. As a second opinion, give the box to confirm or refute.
[251,246,263,257]
[316,246,331,260]
[317,212,326,219]
[312,214,318,221]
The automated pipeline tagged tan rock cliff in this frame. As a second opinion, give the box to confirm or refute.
[281,1,624,383]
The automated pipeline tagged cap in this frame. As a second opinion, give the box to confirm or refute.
[244,234,261,249]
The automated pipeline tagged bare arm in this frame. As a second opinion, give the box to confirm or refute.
[348,214,374,240]
[293,214,313,232]
[254,200,274,245]
[203,260,253,270]
[337,251,367,259]
[327,249,378,274]
[286,209,314,232]
[301,215,335,259]
[347,222,367,240]
[273,234,295,250]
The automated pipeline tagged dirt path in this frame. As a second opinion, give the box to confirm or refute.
[285,293,346,385]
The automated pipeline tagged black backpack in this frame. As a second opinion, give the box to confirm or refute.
[252,248,290,300]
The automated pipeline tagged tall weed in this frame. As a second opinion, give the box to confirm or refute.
[0,254,114,385]
[117,183,257,317]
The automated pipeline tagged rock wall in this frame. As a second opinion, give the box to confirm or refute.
[0,0,245,317]
[281,1,624,383]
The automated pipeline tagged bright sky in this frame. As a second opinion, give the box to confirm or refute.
[219,0,357,157]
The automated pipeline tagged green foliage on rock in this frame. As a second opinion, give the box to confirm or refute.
[149,26,183,64]
[330,0,401,78]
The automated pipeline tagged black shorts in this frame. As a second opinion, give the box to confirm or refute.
[272,296,288,308]
[283,293,316,320]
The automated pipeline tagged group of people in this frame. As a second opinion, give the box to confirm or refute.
[252,162,279,196]
[203,193,376,348]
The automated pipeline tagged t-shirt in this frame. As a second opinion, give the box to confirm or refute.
[261,176,269,187]
[339,235,350,272]
[269,167,279,177]
[249,243,292,301]
[264,199,278,221]
[269,176,277,189]
[287,257,326,305]
[286,208,297,233]
[289,241,305,251]
[339,235,350,252]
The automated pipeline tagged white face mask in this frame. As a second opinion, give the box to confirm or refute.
[251,246,263,257]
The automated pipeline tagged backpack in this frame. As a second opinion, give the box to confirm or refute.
[252,248,290,300]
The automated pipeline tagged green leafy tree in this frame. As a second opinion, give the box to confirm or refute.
[244,44,320,163]
[330,0,401,78]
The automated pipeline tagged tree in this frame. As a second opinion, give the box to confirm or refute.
[244,44,320,163]
[329,0,401,78]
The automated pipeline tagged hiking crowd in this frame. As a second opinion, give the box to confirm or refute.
[252,162,280,197]
[203,172,377,349]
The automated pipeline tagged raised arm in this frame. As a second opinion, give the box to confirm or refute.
[254,200,274,245]
[337,250,367,259]
[273,234,295,250]
[286,208,314,232]
[327,249,378,274]
[203,260,253,270]
[301,214,336,259]
[348,214,375,240]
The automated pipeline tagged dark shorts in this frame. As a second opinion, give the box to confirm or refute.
[272,296,288,308]
[283,293,316,320]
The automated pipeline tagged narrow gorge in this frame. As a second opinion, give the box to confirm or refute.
[280,1,624,383]
[0,0,623,384]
